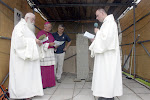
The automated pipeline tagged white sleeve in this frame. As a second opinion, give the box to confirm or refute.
[89,20,117,54]
[13,26,39,61]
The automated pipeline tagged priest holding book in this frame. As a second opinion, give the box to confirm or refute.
[36,22,56,88]
[9,13,44,99]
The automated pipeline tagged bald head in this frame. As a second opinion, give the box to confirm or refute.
[97,8,107,14]
[25,13,35,33]
[25,12,35,24]
[96,8,107,22]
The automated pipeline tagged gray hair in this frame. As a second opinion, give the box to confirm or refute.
[58,24,65,29]
[25,12,35,19]
[44,23,51,27]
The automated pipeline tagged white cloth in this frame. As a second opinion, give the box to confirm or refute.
[89,15,123,98]
[54,52,65,79]
[40,43,55,66]
[9,18,44,99]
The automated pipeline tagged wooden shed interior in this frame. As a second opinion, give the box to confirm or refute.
[1,0,150,89]
[31,0,134,22]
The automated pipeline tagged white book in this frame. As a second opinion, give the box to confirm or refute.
[83,31,95,39]
[54,40,64,46]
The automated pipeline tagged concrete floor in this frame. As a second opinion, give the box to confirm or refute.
[32,73,150,100]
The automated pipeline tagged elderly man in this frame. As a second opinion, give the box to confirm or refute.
[9,12,44,99]
[52,24,71,83]
[89,8,123,100]
[36,22,56,88]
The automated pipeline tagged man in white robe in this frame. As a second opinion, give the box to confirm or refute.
[9,13,44,99]
[89,8,123,100]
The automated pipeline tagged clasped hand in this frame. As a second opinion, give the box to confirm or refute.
[35,39,42,46]
[49,42,55,46]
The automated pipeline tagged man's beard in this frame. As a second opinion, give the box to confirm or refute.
[27,19,35,33]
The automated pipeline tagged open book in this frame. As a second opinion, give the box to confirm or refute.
[54,40,64,46]
[40,37,48,43]
[38,34,48,43]
[83,31,95,39]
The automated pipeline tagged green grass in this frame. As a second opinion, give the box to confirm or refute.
[122,72,134,78]
[122,72,150,87]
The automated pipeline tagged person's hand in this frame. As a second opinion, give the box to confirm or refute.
[49,42,55,46]
[54,45,58,49]
[35,39,42,46]
[54,45,58,52]
[94,28,99,34]
[63,47,67,52]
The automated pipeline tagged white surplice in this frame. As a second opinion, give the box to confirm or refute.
[9,18,44,99]
[40,43,55,66]
[89,14,123,98]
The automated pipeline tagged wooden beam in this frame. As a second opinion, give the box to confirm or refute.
[104,0,115,12]
[37,3,132,8]
[86,0,93,18]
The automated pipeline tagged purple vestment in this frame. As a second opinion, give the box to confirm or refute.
[37,30,56,88]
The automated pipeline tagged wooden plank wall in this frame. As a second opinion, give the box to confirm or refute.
[0,0,46,87]
[50,22,94,46]
[0,0,95,88]
[120,0,150,81]
[51,22,94,74]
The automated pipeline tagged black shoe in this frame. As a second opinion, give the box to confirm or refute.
[98,97,114,100]
[57,79,61,83]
